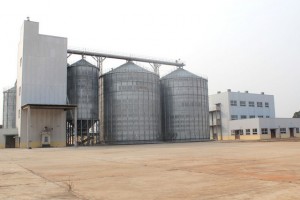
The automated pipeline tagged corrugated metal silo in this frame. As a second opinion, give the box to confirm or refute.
[67,59,99,145]
[2,84,16,129]
[160,67,209,141]
[100,61,161,144]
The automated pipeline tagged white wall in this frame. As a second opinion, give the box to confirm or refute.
[16,20,67,137]
[229,118,300,137]
[209,92,230,136]
[228,92,275,119]
[18,20,67,106]
[209,91,276,138]
[20,109,66,148]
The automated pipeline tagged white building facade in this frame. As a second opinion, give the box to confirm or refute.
[229,118,300,140]
[16,20,76,148]
[209,90,276,140]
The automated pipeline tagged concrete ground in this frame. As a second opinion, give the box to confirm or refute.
[1,141,300,200]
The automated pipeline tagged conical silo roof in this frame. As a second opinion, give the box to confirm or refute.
[106,61,154,74]
[161,67,200,79]
[70,59,96,67]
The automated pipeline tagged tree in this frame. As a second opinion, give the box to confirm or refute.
[293,111,300,118]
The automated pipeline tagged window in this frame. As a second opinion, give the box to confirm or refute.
[20,57,22,67]
[249,101,255,107]
[19,86,21,96]
[240,130,244,135]
[296,128,299,133]
[246,129,251,135]
[240,101,246,106]
[249,115,255,119]
[257,102,263,107]
[258,115,263,118]
[261,128,268,134]
[265,102,269,107]
[241,115,247,119]
[18,109,20,118]
[253,129,257,134]
[230,100,237,106]
[280,128,286,134]
[44,136,49,143]
[231,130,235,136]
[231,115,238,120]
[266,116,270,118]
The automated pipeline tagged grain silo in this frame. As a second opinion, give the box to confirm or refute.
[67,59,99,145]
[100,61,161,144]
[160,67,209,141]
[2,83,16,129]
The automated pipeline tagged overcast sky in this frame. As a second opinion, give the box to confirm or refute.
[0,0,300,124]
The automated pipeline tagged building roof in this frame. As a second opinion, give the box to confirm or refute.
[105,61,154,74]
[69,59,96,68]
[161,67,202,79]
[22,104,77,110]
[210,90,273,96]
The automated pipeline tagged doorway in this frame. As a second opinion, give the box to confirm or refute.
[270,129,276,139]
[213,133,218,140]
[5,135,15,148]
[235,130,240,140]
[290,128,294,138]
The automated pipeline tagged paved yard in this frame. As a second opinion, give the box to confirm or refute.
[0,141,300,199]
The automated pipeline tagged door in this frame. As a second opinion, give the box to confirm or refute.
[270,129,276,139]
[213,133,218,140]
[235,130,240,140]
[290,128,294,138]
[5,136,15,148]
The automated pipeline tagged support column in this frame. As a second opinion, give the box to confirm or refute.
[92,56,106,144]
[92,56,106,75]
[26,106,31,149]
[150,63,161,76]
[74,107,78,147]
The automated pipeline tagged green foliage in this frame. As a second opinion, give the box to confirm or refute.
[293,111,300,118]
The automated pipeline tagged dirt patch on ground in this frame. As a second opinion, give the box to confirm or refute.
[1,142,300,199]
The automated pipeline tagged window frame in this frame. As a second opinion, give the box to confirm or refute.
[249,101,255,107]
[231,115,238,120]
[261,128,268,134]
[240,101,246,107]
[257,102,263,107]
[246,129,251,135]
[253,128,258,134]
[230,100,237,106]
[265,102,269,108]
[280,128,286,134]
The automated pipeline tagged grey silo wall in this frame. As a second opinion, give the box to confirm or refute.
[67,60,99,120]
[160,68,210,141]
[100,62,161,144]
[2,85,16,129]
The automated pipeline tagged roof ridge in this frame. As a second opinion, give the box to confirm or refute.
[70,59,96,67]
[161,68,200,79]
[105,61,155,74]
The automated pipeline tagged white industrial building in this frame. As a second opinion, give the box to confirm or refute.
[15,20,77,148]
[229,118,300,140]
[209,90,300,140]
